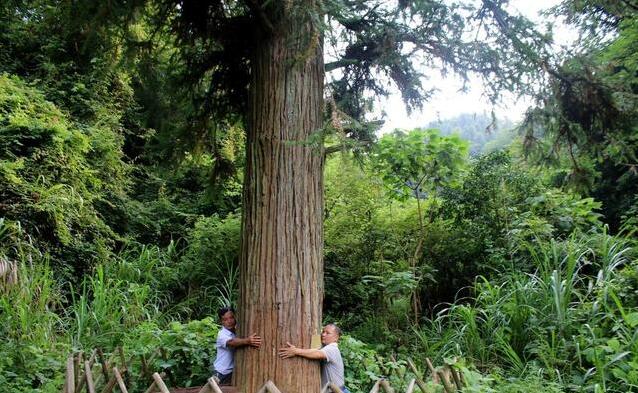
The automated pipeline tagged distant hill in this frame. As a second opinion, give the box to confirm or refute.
[425,112,517,155]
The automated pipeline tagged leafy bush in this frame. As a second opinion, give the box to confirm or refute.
[123,318,219,389]
[0,74,128,279]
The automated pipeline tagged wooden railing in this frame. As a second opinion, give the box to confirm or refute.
[62,348,466,393]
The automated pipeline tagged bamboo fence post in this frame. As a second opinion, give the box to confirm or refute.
[208,377,222,393]
[449,366,463,390]
[93,351,118,389]
[424,358,436,380]
[99,374,118,393]
[405,379,416,393]
[328,383,344,393]
[379,379,395,393]
[152,372,171,393]
[436,369,455,393]
[77,354,100,393]
[65,357,75,393]
[142,381,156,393]
[85,360,96,393]
[406,358,433,393]
[74,351,83,390]
[97,349,109,382]
[265,380,283,393]
[256,380,283,393]
[113,367,128,393]
[369,380,381,393]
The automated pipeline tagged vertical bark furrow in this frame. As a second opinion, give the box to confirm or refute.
[237,4,324,391]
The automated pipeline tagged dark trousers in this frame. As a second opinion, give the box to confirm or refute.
[213,371,232,385]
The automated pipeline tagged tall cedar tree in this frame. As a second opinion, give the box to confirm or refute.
[69,0,551,391]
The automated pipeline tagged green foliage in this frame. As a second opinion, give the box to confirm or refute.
[0,74,129,277]
[374,129,469,201]
[0,220,68,393]
[415,232,638,392]
[523,4,638,229]
[123,318,219,389]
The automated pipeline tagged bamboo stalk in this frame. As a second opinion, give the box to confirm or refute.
[65,357,75,393]
[113,367,128,393]
[405,379,416,393]
[369,380,381,393]
[379,379,395,393]
[85,360,96,393]
[152,372,171,393]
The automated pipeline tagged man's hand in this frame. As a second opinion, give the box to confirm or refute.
[248,333,262,348]
[278,342,298,358]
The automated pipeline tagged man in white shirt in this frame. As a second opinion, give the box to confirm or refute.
[213,307,262,385]
[278,324,350,393]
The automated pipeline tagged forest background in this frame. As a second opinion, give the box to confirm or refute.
[1,0,637,392]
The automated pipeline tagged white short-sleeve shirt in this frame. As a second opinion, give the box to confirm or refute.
[213,327,236,375]
[320,342,345,388]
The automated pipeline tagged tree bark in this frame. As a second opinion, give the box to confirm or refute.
[235,3,324,392]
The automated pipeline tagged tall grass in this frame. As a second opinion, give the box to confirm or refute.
[414,231,637,392]
[0,220,68,391]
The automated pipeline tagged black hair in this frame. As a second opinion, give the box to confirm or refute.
[218,306,235,319]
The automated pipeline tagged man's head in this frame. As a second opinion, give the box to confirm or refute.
[321,323,341,345]
[218,306,236,330]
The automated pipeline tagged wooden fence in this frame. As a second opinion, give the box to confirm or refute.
[62,348,466,393]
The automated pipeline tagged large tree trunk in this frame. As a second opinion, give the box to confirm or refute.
[235,3,325,392]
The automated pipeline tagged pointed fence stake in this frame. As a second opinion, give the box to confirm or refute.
[85,360,96,393]
[152,372,171,393]
[450,366,463,390]
[436,369,455,393]
[406,358,433,393]
[257,380,283,393]
[379,379,395,393]
[113,367,128,393]
[425,358,436,380]
[74,352,83,390]
[405,379,416,393]
[204,377,223,393]
[100,375,118,393]
[65,357,75,393]
[326,383,343,393]
[142,381,156,393]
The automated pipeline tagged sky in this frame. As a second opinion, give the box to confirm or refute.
[378,0,567,133]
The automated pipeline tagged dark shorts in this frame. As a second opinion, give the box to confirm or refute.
[213,371,232,385]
